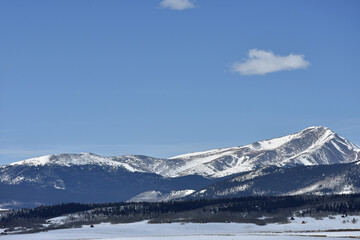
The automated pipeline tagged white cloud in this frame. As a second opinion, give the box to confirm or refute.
[231,49,310,75]
[160,0,195,10]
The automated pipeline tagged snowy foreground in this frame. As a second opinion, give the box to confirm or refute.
[1,215,360,240]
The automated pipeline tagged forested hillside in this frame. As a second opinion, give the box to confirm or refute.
[1,194,360,234]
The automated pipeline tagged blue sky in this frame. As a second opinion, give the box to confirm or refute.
[1,0,360,164]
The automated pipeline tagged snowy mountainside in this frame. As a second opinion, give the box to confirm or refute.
[5,126,359,179]
[6,153,185,177]
[1,126,360,208]
[169,126,360,177]
[112,155,185,177]
[8,153,171,173]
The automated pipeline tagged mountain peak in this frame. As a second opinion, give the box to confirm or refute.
[301,126,334,134]
[4,126,359,178]
[168,126,359,177]
[304,126,330,130]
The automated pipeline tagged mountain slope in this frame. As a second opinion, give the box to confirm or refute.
[169,126,360,177]
[188,160,360,199]
[0,126,359,208]
[5,126,359,179]
[0,161,215,208]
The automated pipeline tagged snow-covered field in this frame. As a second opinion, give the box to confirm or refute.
[1,215,359,240]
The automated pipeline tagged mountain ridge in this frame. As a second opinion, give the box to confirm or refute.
[1,126,360,208]
[3,126,360,179]
[168,126,359,177]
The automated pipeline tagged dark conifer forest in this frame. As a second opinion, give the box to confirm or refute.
[1,194,360,233]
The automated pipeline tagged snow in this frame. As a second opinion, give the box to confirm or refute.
[170,129,299,161]
[169,147,233,160]
[171,148,239,169]
[338,185,355,194]
[166,126,358,178]
[331,140,347,155]
[53,182,66,190]
[251,135,294,151]
[128,190,195,202]
[1,215,359,240]
[7,153,142,173]
[170,126,320,161]
[170,149,255,177]
[162,189,195,201]
[10,155,52,166]
[47,215,69,225]
[215,183,251,195]
[288,174,347,195]
[127,191,163,202]
[3,126,360,180]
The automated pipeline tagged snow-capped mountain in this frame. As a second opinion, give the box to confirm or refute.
[167,126,360,177]
[5,126,359,180]
[7,153,178,173]
[6,153,185,178]
[119,126,358,178]
[0,126,359,208]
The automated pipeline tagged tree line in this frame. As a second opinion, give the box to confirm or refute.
[1,194,360,228]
